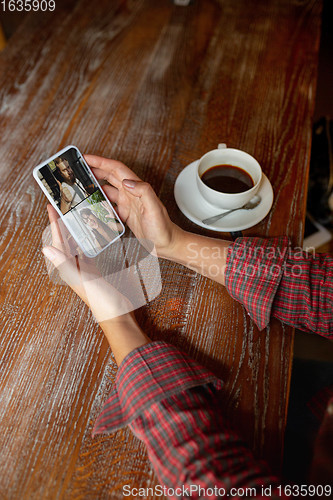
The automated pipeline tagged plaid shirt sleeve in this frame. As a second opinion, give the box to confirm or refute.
[92,238,332,498]
[94,342,286,499]
[225,237,333,336]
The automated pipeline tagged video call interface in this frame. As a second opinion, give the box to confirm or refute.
[37,147,123,256]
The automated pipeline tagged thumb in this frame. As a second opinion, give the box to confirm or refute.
[43,246,82,289]
[122,179,157,205]
[42,246,68,268]
[122,179,140,191]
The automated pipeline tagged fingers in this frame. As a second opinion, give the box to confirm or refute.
[42,245,68,268]
[43,245,84,291]
[101,184,119,205]
[123,179,166,220]
[83,154,141,186]
[122,180,161,213]
[83,154,116,171]
[47,204,60,222]
[89,166,116,183]
[46,204,74,255]
[47,204,65,251]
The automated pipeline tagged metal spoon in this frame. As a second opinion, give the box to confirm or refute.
[202,196,261,225]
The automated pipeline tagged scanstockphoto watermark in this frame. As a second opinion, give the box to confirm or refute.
[123,483,332,498]
[185,242,314,280]
[123,484,266,498]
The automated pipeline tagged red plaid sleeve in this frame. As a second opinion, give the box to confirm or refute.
[225,236,290,330]
[273,251,333,337]
[93,341,223,434]
[225,237,333,336]
[93,342,286,499]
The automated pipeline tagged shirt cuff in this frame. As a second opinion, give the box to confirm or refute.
[225,236,290,330]
[93,341,223,435]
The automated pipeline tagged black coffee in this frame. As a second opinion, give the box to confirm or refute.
[201,164,254,193]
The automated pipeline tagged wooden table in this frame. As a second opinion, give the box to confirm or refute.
[0,0,321,497]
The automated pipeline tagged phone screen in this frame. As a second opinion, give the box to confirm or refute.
[34,146,125,257]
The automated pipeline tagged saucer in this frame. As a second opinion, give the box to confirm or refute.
[174,160,274,232]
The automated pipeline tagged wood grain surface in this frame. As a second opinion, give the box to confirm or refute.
[0,0,321,498]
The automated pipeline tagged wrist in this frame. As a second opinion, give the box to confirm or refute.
[100,313,150,366]
[158,224,187,262]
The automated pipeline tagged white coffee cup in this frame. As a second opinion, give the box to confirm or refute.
[196,148,262,209]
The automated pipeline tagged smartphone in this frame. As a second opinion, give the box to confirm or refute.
[33,145,125,258]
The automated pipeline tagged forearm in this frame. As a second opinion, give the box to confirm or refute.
[99,313,150,366]
[160,226,231,286]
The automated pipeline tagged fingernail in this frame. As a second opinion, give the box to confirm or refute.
[123,179,136,189]
[42,247,56,260]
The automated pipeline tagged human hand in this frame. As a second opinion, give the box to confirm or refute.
[42,205,133,323]
[84,155,183,258]
[42,205,150,366]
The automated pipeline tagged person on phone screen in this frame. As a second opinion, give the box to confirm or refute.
[54,157,91,214]
[80,208,120,249]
